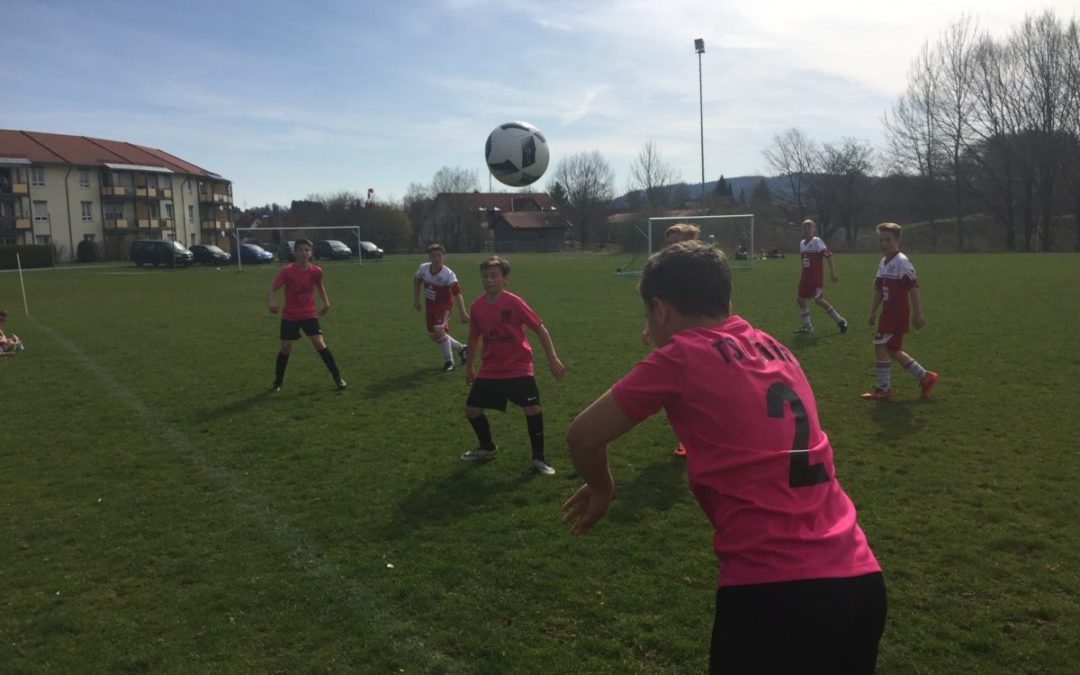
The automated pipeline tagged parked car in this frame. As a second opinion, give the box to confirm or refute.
[357,240,384,259]
[190,244,232,265]
[233,243,275,264]
[130,240,194,268]
[314,240,353,261]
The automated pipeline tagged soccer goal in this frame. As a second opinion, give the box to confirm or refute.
[647,214,755,270]
[232,225,362,271]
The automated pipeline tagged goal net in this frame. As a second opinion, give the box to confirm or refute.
[639,214,754,271]
[232,225,362,271]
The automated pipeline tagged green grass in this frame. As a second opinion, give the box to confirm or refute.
[2,252,1078,673]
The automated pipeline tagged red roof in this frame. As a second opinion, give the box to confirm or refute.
[0,129,225,179]
[499,212,563,230]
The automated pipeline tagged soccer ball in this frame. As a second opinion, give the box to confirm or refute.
[485,122,550,187]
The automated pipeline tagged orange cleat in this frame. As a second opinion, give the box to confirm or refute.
[860,387,892,401]
[673,443,688,458]
[920,371,939,399]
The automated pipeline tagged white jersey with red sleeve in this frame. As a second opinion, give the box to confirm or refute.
[415,263,461,308]
[610,316,880,588]
[874,252,918,335]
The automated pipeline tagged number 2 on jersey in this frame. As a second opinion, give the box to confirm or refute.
[766,383,830,488]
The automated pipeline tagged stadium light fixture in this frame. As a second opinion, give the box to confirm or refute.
[695,38,706,210]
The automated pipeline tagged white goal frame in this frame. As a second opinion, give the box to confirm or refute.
[647,214,755,270]
[233,225,362,271]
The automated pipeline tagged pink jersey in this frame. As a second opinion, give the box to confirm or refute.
[611,316,880,587]
[799,236,831,287]
[416,263,461,309]
[469,291,543,379]
[874,252,918,335]
[273,263,323,320]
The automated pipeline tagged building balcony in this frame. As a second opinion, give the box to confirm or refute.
[0,181,29,196]
[0,216,32,230]
[101,186,134,197]
[105,218,131,229]
[137,218,173,229]
[198,192,233,205]
[200,219,233,230]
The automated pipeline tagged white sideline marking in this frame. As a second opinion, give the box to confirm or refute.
[33,317,453,671]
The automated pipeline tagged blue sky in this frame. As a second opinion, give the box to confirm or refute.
[2,0,1073,207]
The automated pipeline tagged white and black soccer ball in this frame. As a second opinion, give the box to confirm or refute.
[484,122,550,187]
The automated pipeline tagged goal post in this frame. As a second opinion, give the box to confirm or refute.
[232,225,361,271]
[647,214,755,270]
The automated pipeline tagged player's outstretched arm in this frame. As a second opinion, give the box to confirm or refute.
[533,324,565,380]
[828,256,838,282]
[563,390,637,535]
[868,288,883,326]
[413,277,422,311]
[464,334,481,385]
[455,292,469,323]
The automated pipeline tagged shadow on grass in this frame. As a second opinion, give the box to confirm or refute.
[381,463,536,539]
[363,367,437,398]
[607,458,687,524]
[869,399,928,440]
[195,390,274,421]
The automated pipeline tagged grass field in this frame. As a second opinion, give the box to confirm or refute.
[2,251,1078,673]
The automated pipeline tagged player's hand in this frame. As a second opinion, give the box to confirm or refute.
[269,305,280,314]
[414,300,421,311]
[831,273,839,283]
[319,305,329,317]
[867,314,876,326]
[465,368,476,386]
[550,359,566,380]
[562,483,613,536]
[461,313,470,323]
[913,315,925,329]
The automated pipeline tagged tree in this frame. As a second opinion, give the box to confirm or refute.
[626,141,679,212]
[550,151,614,249]
[712,174,735,207]
[429,167,479,250]
[762,129,818,219]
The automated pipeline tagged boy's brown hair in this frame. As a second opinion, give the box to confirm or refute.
[427,243,445,253]
[876,222,902,237]
[294,238,314,249]
[665,223,701,241]
[480,256,511,276]
[640,241,731,318]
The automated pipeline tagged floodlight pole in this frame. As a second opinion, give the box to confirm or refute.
[695,38,706,211]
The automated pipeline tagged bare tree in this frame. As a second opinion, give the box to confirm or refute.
[429,167,479,250]
[627,141,679,212]
[813,139,876,249]
[884,42,944,250]
[550,150,614,249]
[933,15,981,250]
[1062,17,1080,249]
[762,129,818,220]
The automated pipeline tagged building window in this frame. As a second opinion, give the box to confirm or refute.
[36,234,51,245]
[104,202,124,219]
[188,204,195,224]
[31,167,45,187]
[81,201,93,222]
[33,200,48,222]
[79,169,91,188]
[165,203,174,219]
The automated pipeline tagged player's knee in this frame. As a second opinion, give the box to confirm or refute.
[524,405,542,416]
[465,406,482,419]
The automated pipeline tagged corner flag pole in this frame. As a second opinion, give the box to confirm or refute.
[16,253,29,315]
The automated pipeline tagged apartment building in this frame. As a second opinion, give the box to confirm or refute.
[0,130,234,261]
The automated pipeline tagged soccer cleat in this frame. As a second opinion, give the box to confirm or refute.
[461,446,497,462]
[459,346,468,366]
[794,325,814,334]
[532,458,556,475]
[920,371,938,399]
[271,381,283,392]
[838,320,848,334]
[672,443,688,458]
[335,378,348,390]
[442,360,455,372]
[860,387,892,401]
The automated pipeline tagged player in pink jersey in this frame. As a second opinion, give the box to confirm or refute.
[795,219,847,334]
[563,242,886,673]
[413,243,470,372]
[862,222,938,400]
[461,256,566,475]
[266,239,345,392]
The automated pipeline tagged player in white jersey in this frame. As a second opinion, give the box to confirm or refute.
[795,220,846,334]
[413,243,469,372]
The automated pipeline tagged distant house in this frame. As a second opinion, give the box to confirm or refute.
[422,192,569,252]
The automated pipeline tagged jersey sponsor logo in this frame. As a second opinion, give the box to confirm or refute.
[500,309,512,323]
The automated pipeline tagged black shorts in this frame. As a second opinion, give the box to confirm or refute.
[279,318,322,341]
[710,572,886,674]
[466,376,540,411]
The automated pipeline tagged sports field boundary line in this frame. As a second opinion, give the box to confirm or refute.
[31,316,461,672]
